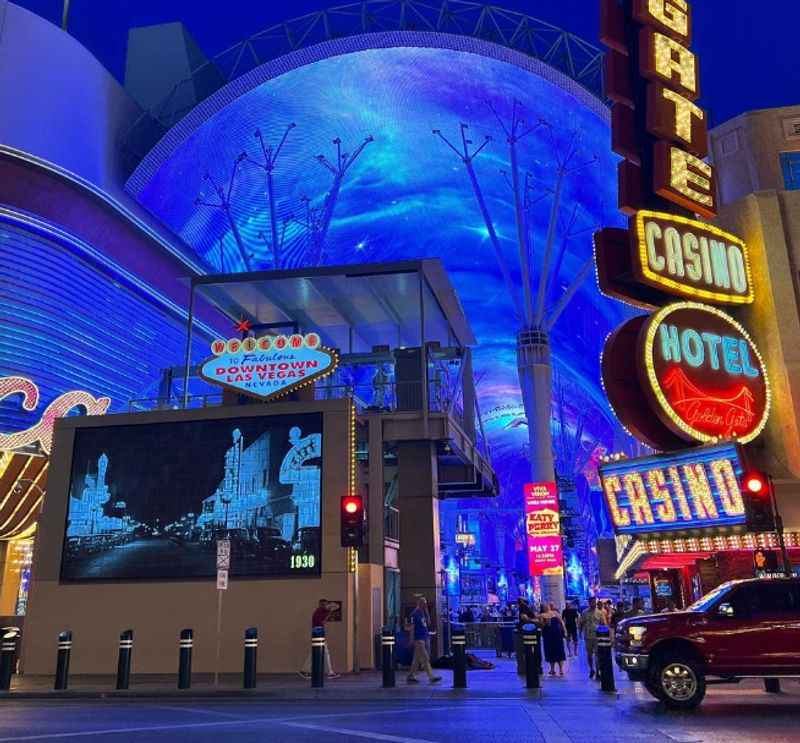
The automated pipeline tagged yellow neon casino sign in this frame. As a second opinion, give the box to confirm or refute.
[633,211,754,305]
[599,442,747,535]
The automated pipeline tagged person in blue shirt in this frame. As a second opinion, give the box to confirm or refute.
[406,597,442,684]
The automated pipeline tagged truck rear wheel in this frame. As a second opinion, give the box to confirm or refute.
[650,655,706,709]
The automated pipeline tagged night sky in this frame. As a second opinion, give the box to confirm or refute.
[16,0,800,126]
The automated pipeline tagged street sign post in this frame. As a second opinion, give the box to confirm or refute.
[214,539,231,685]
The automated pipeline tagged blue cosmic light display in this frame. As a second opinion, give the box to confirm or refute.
[130,45,632,517]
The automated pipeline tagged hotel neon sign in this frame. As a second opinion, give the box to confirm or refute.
[642,302,770,444]
[595,0,770,451]
[599,442,747,535]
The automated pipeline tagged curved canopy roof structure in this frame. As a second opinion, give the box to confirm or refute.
[126,21,631,507]
[122,1,605,167]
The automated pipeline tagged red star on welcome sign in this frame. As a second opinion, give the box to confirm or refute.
[235,317,252,333]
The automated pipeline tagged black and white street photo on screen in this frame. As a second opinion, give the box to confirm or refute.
[60,413,323,580]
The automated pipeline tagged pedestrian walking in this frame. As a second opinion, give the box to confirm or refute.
[300,599,339,679]
[562,601,580,658]
[541,603,567,676]
[406,598,442,684]
[579,597,606,680]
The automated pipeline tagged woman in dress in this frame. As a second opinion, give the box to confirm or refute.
[541,602,567,676]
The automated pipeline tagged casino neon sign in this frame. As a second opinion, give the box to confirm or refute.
[599,442,747,535]
[0,376,111,455]
[633,211,753,305]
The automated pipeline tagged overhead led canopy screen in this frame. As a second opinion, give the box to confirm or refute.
[60,413,323,581]
[128,44,629,506]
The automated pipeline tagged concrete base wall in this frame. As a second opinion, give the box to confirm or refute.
[20,399,379,675]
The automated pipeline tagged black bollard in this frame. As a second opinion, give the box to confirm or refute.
[533,626,543,676]
[522,623,540,689]
[243,627,258,689]
[451,623,467,688]
[116,629,133,690]
[310,625,325,688]
[381,626,395,688]
[178,628,193,690]
[764,678,781,694]
[54,630,72,691]
[0,627,20,691]
[596,625,616,692]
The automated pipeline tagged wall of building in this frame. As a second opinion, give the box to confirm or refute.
[21,399,363,675]
[0,3,138,199]
[716,191,800,529]
[711,105,800,206]
[711,106,800,532]
[0,217,213,432]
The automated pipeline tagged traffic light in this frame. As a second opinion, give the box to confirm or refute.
[340,495,364,547]
[742,470,776,532]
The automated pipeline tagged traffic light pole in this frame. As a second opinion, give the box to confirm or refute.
[769,476,792,576]
[352,548,360,673]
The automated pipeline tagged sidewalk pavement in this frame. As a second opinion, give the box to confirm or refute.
[0,651,575,701]
[3,650,798,705]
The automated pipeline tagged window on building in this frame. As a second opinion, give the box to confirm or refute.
[780,151,800,190]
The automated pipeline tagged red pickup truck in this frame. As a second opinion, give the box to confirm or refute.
[615,577,800,708]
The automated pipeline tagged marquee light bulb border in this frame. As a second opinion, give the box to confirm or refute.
[0,376,111,455]
[642,301,771,445]
[200,332,339,404]
[634,210,754,305]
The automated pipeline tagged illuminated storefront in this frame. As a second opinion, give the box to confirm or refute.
[600,445,800,608]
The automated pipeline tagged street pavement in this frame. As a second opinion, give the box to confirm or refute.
[0,651,797,741]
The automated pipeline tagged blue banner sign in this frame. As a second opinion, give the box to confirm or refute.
[599,443,747,535]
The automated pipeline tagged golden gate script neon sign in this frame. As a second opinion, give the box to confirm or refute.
[0,376,111,455]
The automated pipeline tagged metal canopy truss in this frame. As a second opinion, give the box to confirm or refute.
[122,1,605,167]
[188,259,471,354]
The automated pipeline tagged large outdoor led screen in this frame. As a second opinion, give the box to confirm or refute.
[60,413,323,580]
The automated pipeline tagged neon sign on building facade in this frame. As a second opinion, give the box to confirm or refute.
[631,211,753,306]
[200,332,339,402]
[642,303,770,444]
[0,376,110,455]
[595,0,770,452]
[599,442,747,535]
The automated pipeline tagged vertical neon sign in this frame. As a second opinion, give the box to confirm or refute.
[524,482,564,577]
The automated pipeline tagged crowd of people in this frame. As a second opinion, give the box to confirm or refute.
[453,595,666,679]
[302,594,671,681]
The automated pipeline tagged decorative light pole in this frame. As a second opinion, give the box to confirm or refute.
[435,102,598,607]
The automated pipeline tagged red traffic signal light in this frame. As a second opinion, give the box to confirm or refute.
[744,472,768,495]
[341,495,364,548]
[343,497,360,514]
[742,470,775,532]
